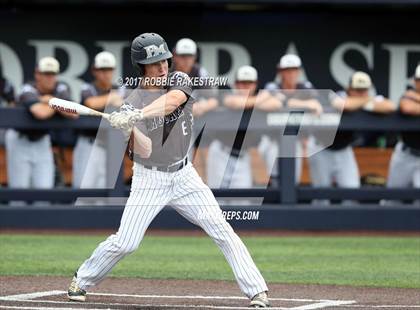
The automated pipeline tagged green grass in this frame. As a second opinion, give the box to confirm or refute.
[0,234,419,288]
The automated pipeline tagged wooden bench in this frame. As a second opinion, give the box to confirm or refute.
[0,146,6,186]
[300,147,393,185]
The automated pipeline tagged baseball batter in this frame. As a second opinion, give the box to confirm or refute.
[67,33,269,308]
[387,65,420,194]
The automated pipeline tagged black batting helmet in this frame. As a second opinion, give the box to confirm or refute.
[131,33,173,75]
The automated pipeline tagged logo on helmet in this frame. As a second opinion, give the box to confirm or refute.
[144,44,166,59]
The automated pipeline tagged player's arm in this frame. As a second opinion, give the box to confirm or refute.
[142,89,187,118]
[287,87,322,114]
[288,98,323,115]
[30,94,56,119]
[193,98,218,116]
[255,90,283,111]
[132,126,152,158]
[224,90,282,111]
[84,94,109,110]
[192,71,219,116]
[403,89,420,102]
[85,91,123,110]
[369,96,396,114]
[142,72,193,118]
[332,96,369,111]
[224,93,256,110]
[400,90,420,115]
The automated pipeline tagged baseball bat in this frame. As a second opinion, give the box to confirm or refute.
[48,98,110,119]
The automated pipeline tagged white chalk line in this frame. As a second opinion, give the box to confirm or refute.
[88,292,355,303]
[0,298,288,310]
[0,291,354,310]
[288,300,355,310]
[2,289,419,309]
[342,306,420,308]
[0,291,355,310]
[4,301,420,310]
[0,291,64,301]
[0,289,355,303]
[2,304,420,310]
[0,306,104,310]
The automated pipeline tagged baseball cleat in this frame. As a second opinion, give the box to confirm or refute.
[249,291,270,308]
[67,272,86,302]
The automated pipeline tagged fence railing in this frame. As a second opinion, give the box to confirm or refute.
[1,107,419,204]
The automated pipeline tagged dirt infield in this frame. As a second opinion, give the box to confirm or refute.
[0,276,419,309]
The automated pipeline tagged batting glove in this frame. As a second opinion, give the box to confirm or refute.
[109,109,143,133]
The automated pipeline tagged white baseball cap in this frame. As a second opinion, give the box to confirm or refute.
[236,65,258,82]
[415,64,420,80]
[38,57,60,74]
[94,51,116,69]
[175,38,197,55]
[278,54,302,70]
[349,71,372,89]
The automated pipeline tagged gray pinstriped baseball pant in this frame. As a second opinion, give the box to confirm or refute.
[76,162,267,298]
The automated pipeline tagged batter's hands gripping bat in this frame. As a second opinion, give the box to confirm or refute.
[48,98,110,119]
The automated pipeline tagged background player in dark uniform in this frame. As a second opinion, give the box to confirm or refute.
[5,57,72,192]
[387,65,420,195]
[308,72,395,203]
[0,63,15,107]
[207,65,281,188]
[72,51,123,188]
[68,33,269,308]
[259,54,322,185]
[0,64,15,162]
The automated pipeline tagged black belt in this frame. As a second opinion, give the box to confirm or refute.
[142,157,188,173]
[402,144,420,157]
